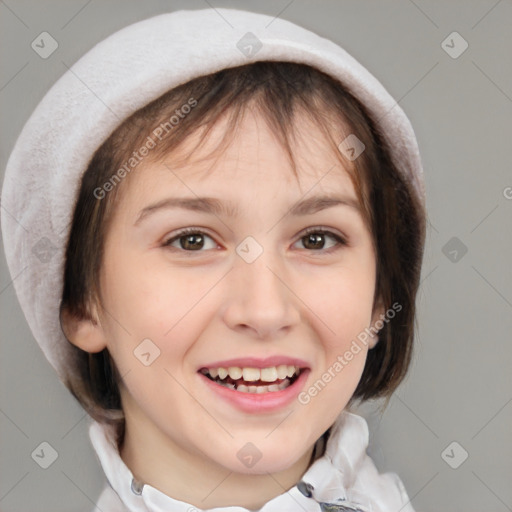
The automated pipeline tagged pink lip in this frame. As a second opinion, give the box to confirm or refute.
[198,356,310,370]
[199,368,310,414]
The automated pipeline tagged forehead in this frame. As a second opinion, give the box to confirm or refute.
[122,107,359,209]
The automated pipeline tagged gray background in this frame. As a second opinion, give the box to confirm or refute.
[1,1,511,511]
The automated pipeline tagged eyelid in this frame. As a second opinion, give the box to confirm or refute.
[162,226,348,253]
[299,226,348,245]
[162,227,219,250]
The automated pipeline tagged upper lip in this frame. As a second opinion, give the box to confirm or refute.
[198,356,310,370]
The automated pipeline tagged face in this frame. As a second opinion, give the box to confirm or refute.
[72,108,383,483]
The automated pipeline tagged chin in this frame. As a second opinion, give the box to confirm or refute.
[217,445,307,476]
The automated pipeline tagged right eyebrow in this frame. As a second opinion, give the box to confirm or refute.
[134,197,239,225]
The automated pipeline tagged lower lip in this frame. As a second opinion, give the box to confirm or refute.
[199,369,310,414]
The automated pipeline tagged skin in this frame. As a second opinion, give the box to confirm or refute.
[63,107,384,510]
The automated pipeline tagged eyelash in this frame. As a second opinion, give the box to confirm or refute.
[162,226,347,255]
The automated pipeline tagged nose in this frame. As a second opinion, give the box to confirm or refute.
[221,246,301,339]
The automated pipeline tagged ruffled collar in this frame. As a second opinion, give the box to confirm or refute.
[88,410,385,511]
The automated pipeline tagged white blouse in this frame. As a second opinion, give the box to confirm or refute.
[88,410,416,512]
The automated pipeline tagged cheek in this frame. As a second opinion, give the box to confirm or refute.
[306,262,376,350]
[301,272,373,415]
[100,251,214,362]
[101,258,200,412]
[101,250,174,330]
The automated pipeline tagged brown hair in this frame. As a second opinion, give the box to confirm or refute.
[60,61,426,438]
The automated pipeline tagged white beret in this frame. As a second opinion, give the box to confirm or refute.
[1,8,425,383]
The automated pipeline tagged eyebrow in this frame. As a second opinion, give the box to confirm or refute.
[134,194,361,226]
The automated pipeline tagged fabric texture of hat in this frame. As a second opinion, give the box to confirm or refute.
[1,7,425,383]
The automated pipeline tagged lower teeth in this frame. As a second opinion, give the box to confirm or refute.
[218,378,292,393]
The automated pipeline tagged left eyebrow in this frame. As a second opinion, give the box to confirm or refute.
[288,195,361,216]
[134,194,361,226]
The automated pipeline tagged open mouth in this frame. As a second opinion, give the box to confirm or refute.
[199,365,303,394]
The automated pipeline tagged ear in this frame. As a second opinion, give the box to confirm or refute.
[60,303,108,353]
[368,296,386,350]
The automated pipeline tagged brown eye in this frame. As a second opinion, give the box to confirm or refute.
[163,229,217,252]
[296,228,347,252]
[179,233,204,251]
[302,233,326,250]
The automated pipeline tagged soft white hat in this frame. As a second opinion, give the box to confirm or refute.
[1,8,425,383]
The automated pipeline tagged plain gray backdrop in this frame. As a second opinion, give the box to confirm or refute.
[1,1,511,511]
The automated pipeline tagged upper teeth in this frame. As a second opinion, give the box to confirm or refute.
[205,365,300,381]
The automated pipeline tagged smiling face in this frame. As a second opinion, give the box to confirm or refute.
[66,106,384,507]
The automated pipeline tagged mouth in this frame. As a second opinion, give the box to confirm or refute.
[199,364,303,394]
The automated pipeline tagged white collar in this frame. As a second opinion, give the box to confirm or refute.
[88,410,408,511]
